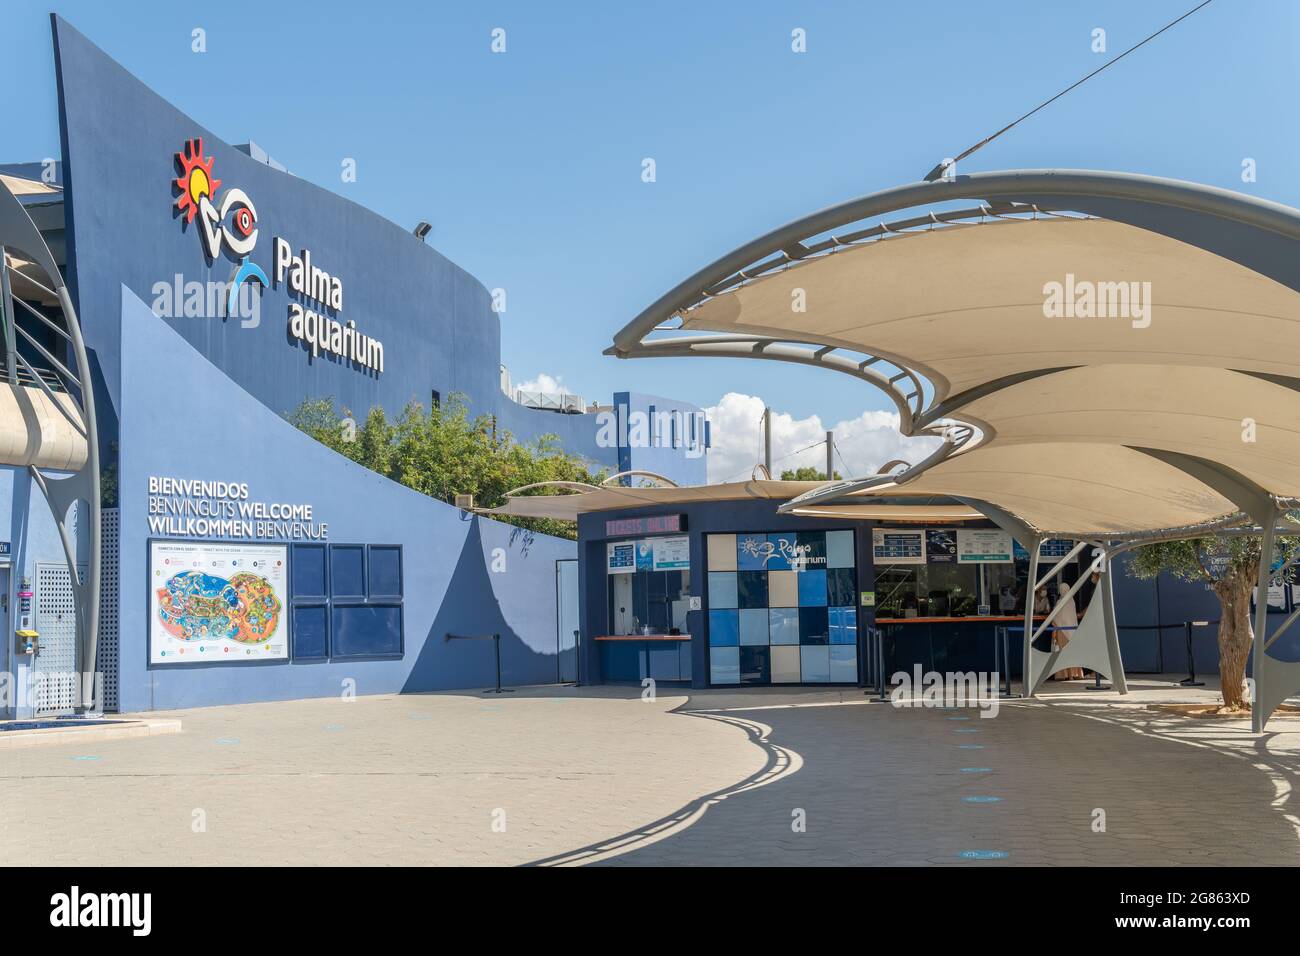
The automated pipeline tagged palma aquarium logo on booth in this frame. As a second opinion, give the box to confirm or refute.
[739,534,826,570]
[158,137,269,326]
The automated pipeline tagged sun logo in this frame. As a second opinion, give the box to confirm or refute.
[172,138,268,311]
[174,138,221,225]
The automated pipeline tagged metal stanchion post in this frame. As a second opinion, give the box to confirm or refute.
[1084,669,1110,691]
[446,632,515,694]
[1179,621,1205,687]
[996,625,1022,698]
[877,627,887,700]
[488,633,515,694]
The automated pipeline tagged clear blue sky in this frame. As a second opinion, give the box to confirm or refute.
[4,0,1295,427]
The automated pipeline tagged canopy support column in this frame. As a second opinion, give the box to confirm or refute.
[1025,547,1120,696]
[1251,522,1276,734]
[955,497,1042,697]
[1098,550,1128,695]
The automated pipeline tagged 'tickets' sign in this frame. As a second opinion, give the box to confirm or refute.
[604,514,686,537]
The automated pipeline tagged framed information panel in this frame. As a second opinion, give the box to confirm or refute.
[150,539,289,664]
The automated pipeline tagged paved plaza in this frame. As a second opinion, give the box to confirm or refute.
[2,679,1298,866]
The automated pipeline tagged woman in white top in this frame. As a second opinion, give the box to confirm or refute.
[1051,585,1085,680]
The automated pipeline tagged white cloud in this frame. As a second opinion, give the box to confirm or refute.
[514,372,566,393]
[701,392,940,483]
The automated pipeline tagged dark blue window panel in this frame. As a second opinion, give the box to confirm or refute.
[709,609,739,646]
[799,606,829,644]
[737,570,768,609]
[797,569,828,606]
[330,544,366,600]
[292,544,327,599]
[331,604,403,658]
[797,531,827,563]
[368,545,402,599]
[292,604,329,661]
[739,646,770,685]
[828,567,856,607]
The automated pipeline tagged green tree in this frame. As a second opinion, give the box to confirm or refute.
[780,466,840,481]
[286,395,602,540]
[1129,533,1300,712]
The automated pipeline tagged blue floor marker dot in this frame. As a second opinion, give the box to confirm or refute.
[960,767,992,773]
[324,724,344,732]
[947,715,971,720]
[215,737,240,745]
[71,755,100,761]
[957,744,985,749]
[962,796,1004,804]
[955,728,980,733]
[958,850,1010,860]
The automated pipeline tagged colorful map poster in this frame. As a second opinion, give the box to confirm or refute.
[150,539,289,664]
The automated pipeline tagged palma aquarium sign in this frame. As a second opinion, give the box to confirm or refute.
[171,139,385,374]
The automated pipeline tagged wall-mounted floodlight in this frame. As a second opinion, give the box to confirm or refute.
[413,221,432,242]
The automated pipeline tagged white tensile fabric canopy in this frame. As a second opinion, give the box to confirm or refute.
[624,207,1300,539]
[0,383,88,471]
[836,443,1237,536]
[606,170,1300,726]
[677,217,1300,402]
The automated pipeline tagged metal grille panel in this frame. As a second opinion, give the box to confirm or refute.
[99,508,119,712]
[33,562,80,714]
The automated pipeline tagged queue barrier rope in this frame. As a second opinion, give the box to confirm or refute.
[1114,620,1219,687]
[445,632,515,694]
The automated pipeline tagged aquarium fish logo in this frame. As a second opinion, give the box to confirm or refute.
[173,137,269,313]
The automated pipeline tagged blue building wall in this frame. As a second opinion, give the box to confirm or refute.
[49,16,707,486]
[116,286,575,711]
[612,392,709,486]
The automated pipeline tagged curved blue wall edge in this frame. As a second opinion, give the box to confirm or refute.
[117,284,576,711]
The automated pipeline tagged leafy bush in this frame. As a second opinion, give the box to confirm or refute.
[286,395,603,540]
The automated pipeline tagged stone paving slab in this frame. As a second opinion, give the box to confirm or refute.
[0,682,1296,866]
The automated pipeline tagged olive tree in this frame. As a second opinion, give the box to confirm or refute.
[1128,533,1299,712]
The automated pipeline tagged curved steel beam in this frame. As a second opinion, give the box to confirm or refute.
[502,480,601,497]
[599,470,679,488]
[0,180,100,713]
[617,334,923,432]
[776,432,963,513]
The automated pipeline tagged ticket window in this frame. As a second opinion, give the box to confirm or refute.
[876,564,980,618]
[605,537,692,636]
[608,567,690,635]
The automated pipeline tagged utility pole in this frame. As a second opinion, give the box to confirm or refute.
[763,406,772,477]
[826,430,834,481]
